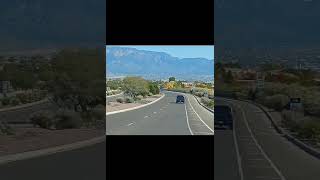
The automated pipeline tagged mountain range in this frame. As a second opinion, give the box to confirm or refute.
[106,47,214,81]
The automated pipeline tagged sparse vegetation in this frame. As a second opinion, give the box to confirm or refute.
[201,97,214,109]
[116,97,124,103]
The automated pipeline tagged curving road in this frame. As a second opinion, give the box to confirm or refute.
[0,141,106,180]
[215,97,320,180]
[106,91,214,135]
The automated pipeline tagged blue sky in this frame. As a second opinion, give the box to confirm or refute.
[112,45,214,60]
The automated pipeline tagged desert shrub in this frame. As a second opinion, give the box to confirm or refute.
[30,110,55,129]
[201,97,210,104]
[125,97,134,103]
[81,105,105,128]
[208,94,214,99]
[281,110,301,131]
[54,109,81,129]
[171,88,190,93]
[148,83,160,95]
[148,92,153,96]
[10,97,21,106]
[0,121,15,135]
[297,120,320,139]
[1,97,11,106]
[16,93,31,104]
[135,95,144,101]
[194,92,204,97]
[201,97,214,109]
[116,97,124,103]
[263,94,289,111]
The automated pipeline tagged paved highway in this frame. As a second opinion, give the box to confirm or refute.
[215,97,320,180]
[0,141,106,180]
[106,91,214,135]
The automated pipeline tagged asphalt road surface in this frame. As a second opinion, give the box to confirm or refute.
[106,91,214,135]
[215,97,320,180]
[0,141,106,180]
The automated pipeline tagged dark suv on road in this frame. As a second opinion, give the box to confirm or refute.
[176,95,185,103]
[214,105,233,130]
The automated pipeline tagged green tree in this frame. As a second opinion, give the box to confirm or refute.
[122,77,149,98]
[106,80,122,90]
[148,82,160,95]
[169,77,175,82]
[48,48,105,112]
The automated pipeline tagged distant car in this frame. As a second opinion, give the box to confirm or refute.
[176,95,185,103]
[214,105,233,130]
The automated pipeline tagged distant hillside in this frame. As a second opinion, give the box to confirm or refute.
[106,47,214,81]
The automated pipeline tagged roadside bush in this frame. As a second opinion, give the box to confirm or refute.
[281,110,302,131]
[125,97,134,103]
[0,121,15,135]
[194,91,204,97]
[263,94,289,111]
[148,92,153,96]
[116,97,124,103]
[297,120,320,140]
[30,110,55,129]
[135,95,144,101]
[10,97,21,106]
[208,94,214,99]
[91,105,105,120]
[201,97,214,109]
[16,93,31,104]
[54,109,81,130]
[148,83,160,95]
[81,105,105,128]
[1,97,11,106]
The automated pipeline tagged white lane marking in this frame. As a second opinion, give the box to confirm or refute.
[231,106,244,180]
[153,111,157,114]
[127,122,135,126]
[236,103,287,180]
[160,108,162,110]
[187,96,214,133]
[144,116,149,118]
[184,101,194,135]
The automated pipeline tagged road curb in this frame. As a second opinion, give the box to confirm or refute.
[192,95,214,114]
[106,93,165,115]
[0,135,106,165]
[253,102,320,160]
[218,96,320,160]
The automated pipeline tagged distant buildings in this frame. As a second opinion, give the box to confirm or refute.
[181,82,193,88]
[0,80,13,97]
